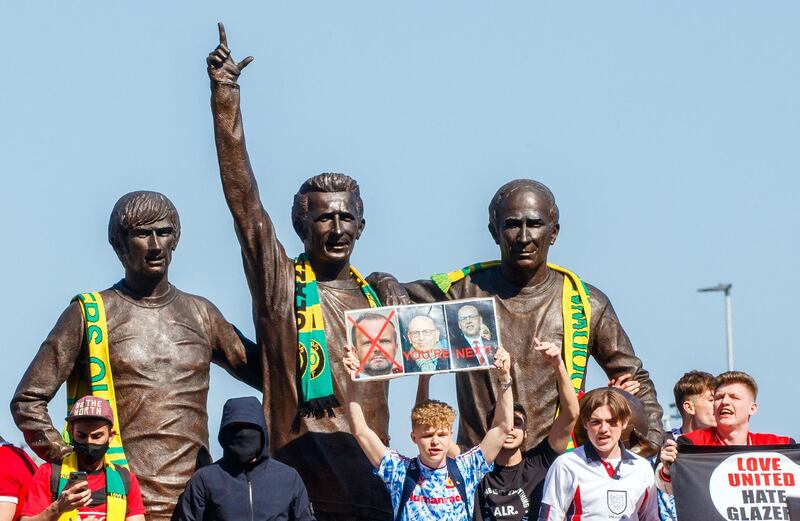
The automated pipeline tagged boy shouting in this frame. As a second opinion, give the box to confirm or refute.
[344,345,513,520]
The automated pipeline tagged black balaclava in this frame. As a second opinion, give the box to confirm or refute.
[220,425,263,467]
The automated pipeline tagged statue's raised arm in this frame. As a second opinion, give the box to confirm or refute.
[207,23,290,292]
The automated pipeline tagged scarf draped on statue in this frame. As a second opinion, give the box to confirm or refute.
[295,253,381,417]
[60,292,129,520]
[431,261,591,450]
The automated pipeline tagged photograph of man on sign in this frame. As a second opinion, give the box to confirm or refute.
[445,300,498,371]
[346,309,403,380]
[398,305,451,374]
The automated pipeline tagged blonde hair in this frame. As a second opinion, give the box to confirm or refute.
[411,399,456,430]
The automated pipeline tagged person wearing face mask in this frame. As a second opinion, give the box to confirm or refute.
[174,397,314,521]
[20,396,146,521]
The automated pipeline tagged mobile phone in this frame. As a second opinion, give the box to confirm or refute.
[66,471,88,489]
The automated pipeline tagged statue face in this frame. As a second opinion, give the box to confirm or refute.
[302,192,364,268]
[407,316,440,352]
[491,188,559,275]
[457,305,483,338]
[355,318,398,375]
[120,218,177,278]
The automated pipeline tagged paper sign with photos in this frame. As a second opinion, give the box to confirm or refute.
[345,298,502,381]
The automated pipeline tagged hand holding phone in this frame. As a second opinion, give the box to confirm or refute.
[56,472,91,514]
[66,471,88,490]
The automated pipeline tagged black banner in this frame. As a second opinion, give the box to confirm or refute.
[673,444,800,520]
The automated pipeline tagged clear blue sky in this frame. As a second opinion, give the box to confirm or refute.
[1,2,798,458]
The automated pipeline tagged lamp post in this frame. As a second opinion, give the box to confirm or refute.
[698,283,733,371]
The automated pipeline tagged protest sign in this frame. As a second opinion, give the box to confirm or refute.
[345,298,500,380]
[673,443,800,520]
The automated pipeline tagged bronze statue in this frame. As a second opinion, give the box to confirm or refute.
[373,179,665,455]
[207,24,395,520]
[11,191,261,521]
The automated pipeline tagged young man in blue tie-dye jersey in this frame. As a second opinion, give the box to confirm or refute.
[343,345,514,521]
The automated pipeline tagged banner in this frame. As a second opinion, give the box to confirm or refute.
[344,298,501,380]
[673,443,800,520]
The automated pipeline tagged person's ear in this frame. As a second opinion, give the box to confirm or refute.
[488,222,500,245]
[682,400,695,417]
[549,223,560,245]
[749,402,758,417]
[356,218,366,240]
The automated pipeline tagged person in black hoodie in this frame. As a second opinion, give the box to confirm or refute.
[174,397,314,521]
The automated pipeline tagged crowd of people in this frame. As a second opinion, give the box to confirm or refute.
[0,23,795,521]
[2,362,793,521]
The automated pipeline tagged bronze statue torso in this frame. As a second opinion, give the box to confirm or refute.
[12,282,259,521]
[405,266,665,451]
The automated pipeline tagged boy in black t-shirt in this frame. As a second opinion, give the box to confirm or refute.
[476,340,578,521]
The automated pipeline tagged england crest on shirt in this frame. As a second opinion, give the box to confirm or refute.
[607,490,627,515]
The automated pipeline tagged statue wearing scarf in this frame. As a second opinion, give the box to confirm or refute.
[207,23,395,521]
[11,191,262,521]
[373,180,665,456]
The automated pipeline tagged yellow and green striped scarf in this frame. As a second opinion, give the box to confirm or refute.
[63,293,128,467]
[60,292,128,520]
[432,261,591,450]
[295,254,381,416]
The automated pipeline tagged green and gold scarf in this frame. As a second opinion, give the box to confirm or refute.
[431,261,591,450]
[295,254,381,417]
[63,293,128,467]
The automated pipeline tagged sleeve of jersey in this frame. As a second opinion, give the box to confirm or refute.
[456,446,493,488]
[536,458,571,521]
[637,470,659,521]
[657,488,678,521]
[125,472,147,516]
[374,449,408,507]
[20,465,53,517]
[0,451,21,502]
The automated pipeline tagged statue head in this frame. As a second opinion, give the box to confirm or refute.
[291,173,365,270]
[108,191,180,279]
[488,179,560,277]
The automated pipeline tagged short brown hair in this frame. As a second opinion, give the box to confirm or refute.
[411,399,456,430]
[291,173,363,240]
[714,371,758,400]
[579,388,631,427]
[108,191,181,254]
[673,370,715,418]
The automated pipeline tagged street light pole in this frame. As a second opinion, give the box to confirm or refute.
[698,283,733,371]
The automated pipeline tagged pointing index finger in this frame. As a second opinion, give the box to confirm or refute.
[218,22,228,47]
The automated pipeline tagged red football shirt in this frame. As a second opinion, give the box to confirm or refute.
[680,427,794,446]
[21,463,146,521]
[0,444,37,521]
